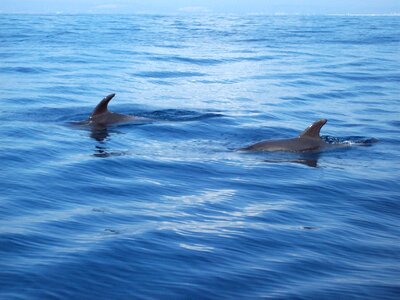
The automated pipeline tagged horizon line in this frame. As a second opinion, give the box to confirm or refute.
[0,12,399,16]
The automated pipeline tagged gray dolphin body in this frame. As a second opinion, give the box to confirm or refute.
[86,93,137,126]
[242,119,338,153]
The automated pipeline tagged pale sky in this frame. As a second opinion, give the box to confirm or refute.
[0,0,399,14]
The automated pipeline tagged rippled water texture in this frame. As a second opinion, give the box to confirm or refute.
[1,14,399,299]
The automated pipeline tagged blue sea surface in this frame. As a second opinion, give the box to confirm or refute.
[0,14,399,299]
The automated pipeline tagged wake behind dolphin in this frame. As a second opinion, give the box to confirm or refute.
[72,93,221,127]
[69,93,224,141]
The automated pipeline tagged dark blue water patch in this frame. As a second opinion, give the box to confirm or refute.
[359,107,395,114]
[197,78,239,84]
[240,55,276,62]
[275,49,336,58]
[359,191,400,221]
[45,30,76,38]
[148,55,225,66]
[279,96,308,102]
[57,72,117,80]
[106,25,143,33]
[327,35,400,45]
[328,57,396,68]
[45,55,100,65]
[0,33,31,42]
[0,52,19,59]
[249,71,326,82]
[303,90,359,100]
[297,71,400,84]
[388,120,400,128]
[335,72,400,82]
[106,49,147,56]
[41,85,90,95]
[353,90,387,97]
[354,84,391,92]
[1,104,93,124]
[0,96,51,108]
[0,66,49,74]
[140,109,224,122]
[279,79,327,87]
[235,38,273,43]
[153,43,188,49]
[134,71,206,78]
[147,79,175,86]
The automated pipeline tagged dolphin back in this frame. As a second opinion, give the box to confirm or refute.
[242,119,329,153]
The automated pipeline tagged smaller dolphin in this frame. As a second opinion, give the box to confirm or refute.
[86,93,137,126]
[242,119,337,153]
[69,93,151,141]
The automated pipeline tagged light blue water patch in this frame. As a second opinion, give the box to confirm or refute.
[0,14,399,300]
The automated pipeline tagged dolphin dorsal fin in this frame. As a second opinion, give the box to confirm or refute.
[299,119,327,139]
[91,93,116,117]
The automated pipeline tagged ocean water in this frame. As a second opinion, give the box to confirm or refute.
[0,14,399,299]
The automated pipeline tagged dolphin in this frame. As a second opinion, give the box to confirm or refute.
[86,93,137,126]
[69,93,151,141]
[242,119,337,153]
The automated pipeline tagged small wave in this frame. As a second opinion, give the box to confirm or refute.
[149,55,224,66]
[107,49,144,56]
[388,121,400,128]
[0,53,18,59]
[241,55,276,62]
[235,38,272,43]
[134,71,205,78]
[327,36,399,45]
[304,91,358,100]
[141,109,223,122]
[154,44,187,49]
[300,71,400,83]
[0,67,48,74]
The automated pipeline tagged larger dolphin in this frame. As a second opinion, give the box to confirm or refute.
[242,119,338,153]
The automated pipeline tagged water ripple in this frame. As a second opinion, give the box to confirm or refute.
[0,14,399,300]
